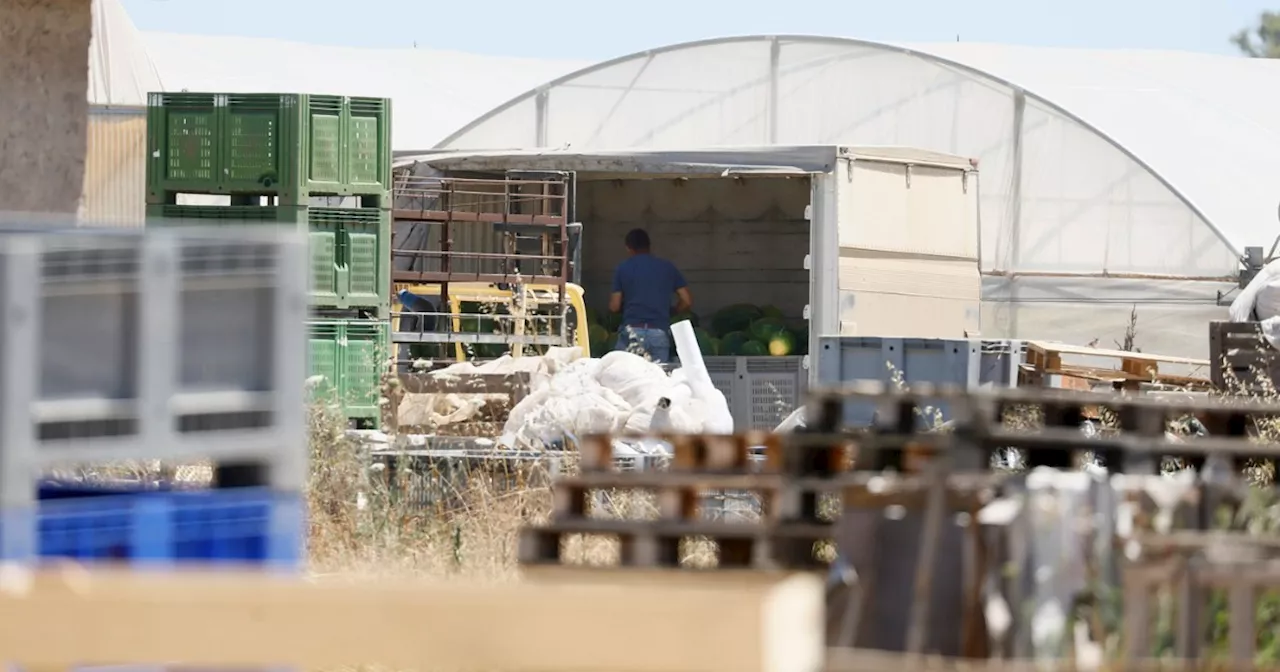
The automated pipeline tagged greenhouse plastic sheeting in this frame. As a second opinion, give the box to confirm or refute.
[437,36,1278,280]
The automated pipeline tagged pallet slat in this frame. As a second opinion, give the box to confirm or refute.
[0,566,823,672]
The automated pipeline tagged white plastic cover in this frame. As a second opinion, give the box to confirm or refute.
[89,0,162,106]
[139,32,588,150]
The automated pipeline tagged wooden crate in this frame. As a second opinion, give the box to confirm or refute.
[1209,320,1280,392]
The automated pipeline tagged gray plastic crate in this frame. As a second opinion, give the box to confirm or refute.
[815,336,1022,427]
[0,228,308,505]
[703,356,807,430]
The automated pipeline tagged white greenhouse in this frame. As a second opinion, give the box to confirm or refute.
[430,36,1280,357]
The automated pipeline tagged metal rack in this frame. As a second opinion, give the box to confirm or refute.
[390,173,578,358]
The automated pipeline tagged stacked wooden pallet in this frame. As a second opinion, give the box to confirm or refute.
[516,382,1280,667]
[519,431,851,572]
[1020,340,1212,391]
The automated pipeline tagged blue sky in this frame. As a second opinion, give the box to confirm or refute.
[121,0,1272,60]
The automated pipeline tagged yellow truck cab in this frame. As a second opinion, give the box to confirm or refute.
[392,281,590,364]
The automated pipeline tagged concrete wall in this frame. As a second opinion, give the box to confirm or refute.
[0,0,92,215]
[579,176,811,319]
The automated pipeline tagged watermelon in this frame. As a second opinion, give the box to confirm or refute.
[760,305,785,320]
[474,343,507,358]
[602,311,623,332]
[588,324,609,356]
[694,327,718,356]
[740,340,768,357]
[672,311,699,328]
[765,330,796,356]
[748,317,787,342]
[720,331,750,356]
[710,304,764,337]
[585,306,601,326]
[789,323,809,355]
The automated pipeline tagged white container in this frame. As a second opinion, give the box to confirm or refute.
[0,227,309,508]
[703,356,807,430]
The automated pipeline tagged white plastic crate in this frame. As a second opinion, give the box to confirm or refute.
[702,356,807,430]
[0,228,309,504]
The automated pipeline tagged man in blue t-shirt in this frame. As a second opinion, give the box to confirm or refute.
[608,228,693,364]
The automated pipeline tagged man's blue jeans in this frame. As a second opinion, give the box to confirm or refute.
[614,325,672,364]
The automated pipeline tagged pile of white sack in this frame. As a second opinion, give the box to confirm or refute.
[1230,257,1280,348]
[497,321,734,449]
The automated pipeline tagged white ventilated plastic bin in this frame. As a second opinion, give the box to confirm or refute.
[0,227,309,503]
[702,356,807,430]
[814,336,1023,427]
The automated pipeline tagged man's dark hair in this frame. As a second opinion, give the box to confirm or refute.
[624,228,651,252]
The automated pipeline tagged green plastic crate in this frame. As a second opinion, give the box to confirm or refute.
[307,319,389,422]
[145,92,392,203]
[146,204,390,314]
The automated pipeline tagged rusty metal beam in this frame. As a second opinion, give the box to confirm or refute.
[392,209,566,226]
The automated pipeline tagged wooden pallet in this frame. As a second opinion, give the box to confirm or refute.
[1022,340,1211,390]
[806,381,1280,473]
[1209,320,1280,392]
[518,518,832,570]
[1124,553,1280,665]
[577,432,853,477]
[550,471,840,523]
[522,441,848,572]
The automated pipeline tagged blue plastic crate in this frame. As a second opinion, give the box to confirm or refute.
[1,484,304,567]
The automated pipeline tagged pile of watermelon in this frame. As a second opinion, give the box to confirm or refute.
[585,306,621,358]
[692,303,807,358]
[584,303,806,359]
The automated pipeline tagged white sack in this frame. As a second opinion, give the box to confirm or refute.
[595,351,669,407]
[671,321,734,432]
[623,380,705,434]
[499,372,631,448]
[1230,259,1280,325]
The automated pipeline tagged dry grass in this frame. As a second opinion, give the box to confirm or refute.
[304,396,743,579]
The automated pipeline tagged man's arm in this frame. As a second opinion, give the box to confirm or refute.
[672,265,692,314]
[609,266,624,314]
[674,287,693,315]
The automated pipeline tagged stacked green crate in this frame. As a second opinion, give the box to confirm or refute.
[145,205,391,313]
[145,92,393,426]
[307,319,389,422]
[145,93,391,204]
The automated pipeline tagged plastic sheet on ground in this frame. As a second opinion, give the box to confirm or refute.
[398,347,585,428]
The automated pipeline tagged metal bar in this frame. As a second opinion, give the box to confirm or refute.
[138,235,179,450]
[390,249,567,262]
[391,210,566,226]
[390,332,566,346]
[391,271,566,285]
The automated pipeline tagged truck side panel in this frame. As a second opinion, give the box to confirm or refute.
[835,158,981,338]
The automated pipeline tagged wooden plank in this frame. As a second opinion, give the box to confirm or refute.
[521,565,813,585]
[1024,340,1209,367]
[1229,582,1257,665]
[0,566,822,672]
